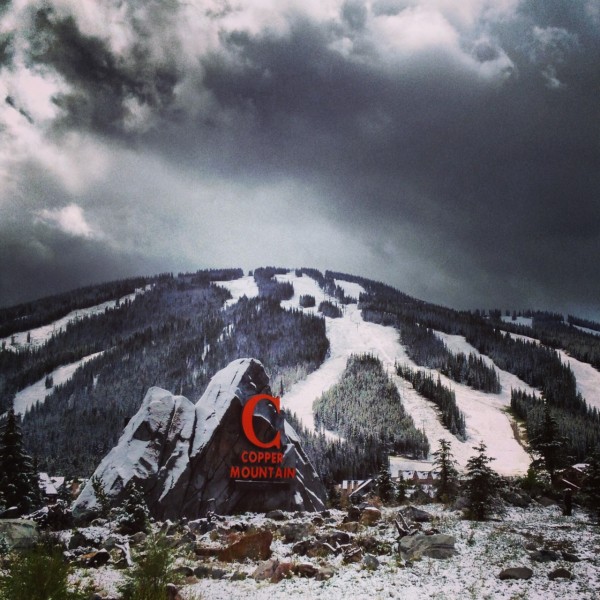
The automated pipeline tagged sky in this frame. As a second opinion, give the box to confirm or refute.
[0,0,599,318]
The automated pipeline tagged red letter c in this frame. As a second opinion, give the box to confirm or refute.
[242,394,281,449]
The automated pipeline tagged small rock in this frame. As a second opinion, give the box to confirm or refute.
[166,583,182,600]
[321,530,351,546]
[548,567,573,580]
[193,565,227,579]
[271,562,293,583]
[80,549,111,568]
[281,522,312,543]
[292,539,315,556]
[452,496,469,511]
[400,534,456,560]
[307,541,337,558]
[360,507,381,526]
[346,506,361,522]
[530,549,560,563]
[265,510,286,521]
[174,565,194,577]
[498,567,533,580]
[217,530,273,562]
[343,546,363,564]
[561,551,580,562]
[129,531,147,546]
[320,510,331,518]
[401,506,433,523]
[294,562,319,577]
[230,571,247,581]
[363,554,379,570]
[339,522,360,533]
[312,516,324,526]
[316,567,335,581]
[253,559,279,581]
[524,542,538,551]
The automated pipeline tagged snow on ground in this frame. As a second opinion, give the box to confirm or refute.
[573,324,600,337]
[501,315,533,327]
[272,272,529,474]
[13,351,104,415]
[501,330,600,412]
[182,504,600,600]
[214,275,259,308]
[333,278,365,301]
[0,287,150,352]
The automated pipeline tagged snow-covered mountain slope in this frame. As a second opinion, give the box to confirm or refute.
[502,331,600,412]
[1,287,150,352]
[213,275,259,307]
[13,351,104,416]
[235,271,532,475]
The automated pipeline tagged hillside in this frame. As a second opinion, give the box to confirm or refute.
[1,267,600,480]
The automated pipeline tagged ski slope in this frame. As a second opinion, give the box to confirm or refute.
[13,351,104,416]
[1,287,150,352]
[213,275,259,308]
[264,271,531,474]
[502,330,600,412]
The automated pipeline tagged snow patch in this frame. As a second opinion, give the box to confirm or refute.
[1,286,151,352]
[213,275,259,308]
[13,351,104,415]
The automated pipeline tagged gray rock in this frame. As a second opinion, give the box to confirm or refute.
[129,531,147,546]
[502,490,532,508]
[548,567,573,580]
[363,554,379,570]
[73,359,327,520]
[530,549,560,562]
[265,510,286,521]
[561,551,580,562]
[0,519,38,550]
[401,506,434,523]
[498,567,533,580]
[281,521,312,543]
[360,506,381,525]
[452,496,469,511]
[400,534,457,559]
[252,559,279,581]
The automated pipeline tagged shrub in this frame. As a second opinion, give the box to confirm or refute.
[0,544,89,600]
[120,534,178,600]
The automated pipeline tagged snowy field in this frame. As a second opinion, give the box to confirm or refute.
[0,287,150,351]
[12,351,104,416]
[164,504,599,600]
[500,315,533,328]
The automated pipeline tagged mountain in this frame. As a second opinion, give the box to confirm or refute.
[1,267,600,481]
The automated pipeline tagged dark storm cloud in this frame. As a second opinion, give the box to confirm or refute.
[1,0,599,318]
[27,7,178,135]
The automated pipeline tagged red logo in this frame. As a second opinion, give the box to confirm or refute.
[241,394,281,449]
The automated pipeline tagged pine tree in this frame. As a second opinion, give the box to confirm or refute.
[0,409,42,515]
[376,462,394,504]
[395,474,408,504]
[582,450,600,525]
[464,442,500,520]
[117,482,149,534]
[432,438,459,502]
[531,400,566,478]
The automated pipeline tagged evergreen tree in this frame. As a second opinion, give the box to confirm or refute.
[376,462,394,504]
[91,475,111,519]
[0,409,41,515]
[582,450,600,525]
[117,482,149,534]
[395,474,408,504]
[531,400,566,478]
[432,438,459,502]
[464,442,500,520]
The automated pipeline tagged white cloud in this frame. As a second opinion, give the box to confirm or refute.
[35,204,98,238]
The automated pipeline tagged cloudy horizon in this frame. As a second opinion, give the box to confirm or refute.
[0,1,599,318]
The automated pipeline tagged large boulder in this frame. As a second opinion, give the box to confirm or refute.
[399,533,457,559]
[73,359,326,520]
[0,519,38,550]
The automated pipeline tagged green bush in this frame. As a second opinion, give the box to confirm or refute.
[0,545,89,600]
[120,534,178,600]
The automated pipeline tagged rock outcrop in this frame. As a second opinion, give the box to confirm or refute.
[73,358,326,520]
